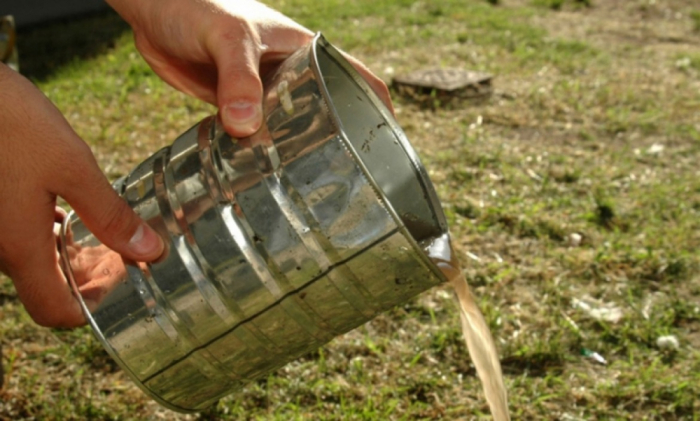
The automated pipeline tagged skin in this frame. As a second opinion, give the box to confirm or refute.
[0,0,392,328]
[107,0,392,135]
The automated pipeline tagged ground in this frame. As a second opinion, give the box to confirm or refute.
[1,1,700,419]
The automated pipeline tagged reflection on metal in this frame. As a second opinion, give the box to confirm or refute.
[0,16,18,71]
[59,33,448,412]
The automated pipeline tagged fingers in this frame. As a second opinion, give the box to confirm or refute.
[55,145,164,263]
[208,8,313,138]
[209,24,391,140]
[54,206,68,222]
[133,34,219,106]
[1,198,86,328]
[340,52,395,115]
[210,25,266,138]
[1,42,165,329]
[0,68,87,327]
[12,257,86,328]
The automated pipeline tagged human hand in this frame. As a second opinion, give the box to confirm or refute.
[62,237,128,316]
[0,64,164,328]
[106,0,393,138]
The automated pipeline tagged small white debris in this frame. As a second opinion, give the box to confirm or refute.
[656,335,680,350]
[436,290,452,300]
[675,57,691,69]
[641,292,665,320]
[582,348,607,365]
[526,168,542,181]
[589,352,607,365]
[560,311,584,338]
[569,233,583,247]
[465,251,481,262]
[573,297,624,323]
[647,143,664,155]
[561,414,586,421]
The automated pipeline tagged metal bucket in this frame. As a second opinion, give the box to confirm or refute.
[60,33,448,412]
[0,15,19,71]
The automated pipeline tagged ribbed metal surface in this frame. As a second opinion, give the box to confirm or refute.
[60,34,447,412]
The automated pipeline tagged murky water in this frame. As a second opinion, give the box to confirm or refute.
[425,234,510,421]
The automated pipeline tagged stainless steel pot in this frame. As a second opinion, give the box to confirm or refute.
[0,15,19,71]
[60,33,448,412]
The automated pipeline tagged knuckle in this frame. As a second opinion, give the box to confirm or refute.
[219,18,256,44]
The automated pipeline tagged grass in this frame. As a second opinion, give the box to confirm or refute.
[3,0,700,419]
[692,10,700,32]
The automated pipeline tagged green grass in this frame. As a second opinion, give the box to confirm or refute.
[692,10,700,32]
[3,1,700,419]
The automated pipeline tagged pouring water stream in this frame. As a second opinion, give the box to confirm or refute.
[425,234,510,421]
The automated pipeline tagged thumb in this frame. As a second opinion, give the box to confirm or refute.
[57,149,164,262]
[214,37,264,138]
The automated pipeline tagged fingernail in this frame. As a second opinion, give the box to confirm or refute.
[127,223,163,259]
[223,102,262,136]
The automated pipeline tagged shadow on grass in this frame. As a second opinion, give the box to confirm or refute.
[500,352,565,377]
[0,292,17,305]
[16,10,130,82]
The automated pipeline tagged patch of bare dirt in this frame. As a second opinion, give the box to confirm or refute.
[530,0,700,52]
